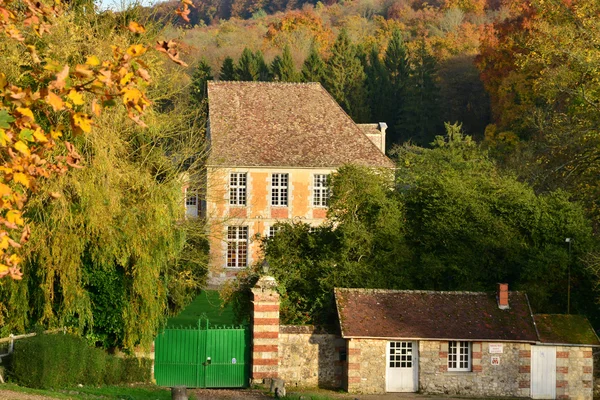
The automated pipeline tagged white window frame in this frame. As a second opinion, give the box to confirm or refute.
[448,341,471,371]
[271,173,289,207]
[268,225,283,238]
[313,174,330,207]
[185,188,198,218]
[226,226,248,268]
[229,173,247,206]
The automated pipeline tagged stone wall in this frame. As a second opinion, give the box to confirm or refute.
[555,345,593,400]
[278,326,345,389]
[420,341,530,397]
[346,338,387,394]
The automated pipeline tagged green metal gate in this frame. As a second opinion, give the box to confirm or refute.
[154,319,250,388]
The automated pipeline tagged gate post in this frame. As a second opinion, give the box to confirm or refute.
[251,275,280,383]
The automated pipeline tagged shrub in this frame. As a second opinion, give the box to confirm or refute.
[10,333,151,389]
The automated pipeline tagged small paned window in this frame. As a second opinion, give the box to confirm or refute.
[448,341,471,371]
[389,341,413,368]
[226,226,248,268]
[268,226,283,238]
[185,189,198,218]
[229,173,247,206]
[271,173,289,206]
[313,174,330,207]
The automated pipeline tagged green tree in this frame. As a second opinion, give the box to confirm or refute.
[323,30,369,122]
[383,29,410,145]
[190,59,213,105]
[219,56,236,81]
[301,43,326,84]
[365,45,389,125]
[235,48,271,81]
[271,45,300,82]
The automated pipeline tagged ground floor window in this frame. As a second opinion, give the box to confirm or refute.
[448,341,471,371]
[227,226,248,268]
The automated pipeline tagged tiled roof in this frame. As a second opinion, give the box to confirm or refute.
[207,82,394,168]
[334,288,538,342]
[534,314,600,346]
[357,124,382,136]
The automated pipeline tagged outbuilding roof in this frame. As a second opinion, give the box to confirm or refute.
[534,314,600,346]
[334,288,539,342]
[206,81,394,168]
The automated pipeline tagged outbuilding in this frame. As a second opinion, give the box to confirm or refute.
[334,284,599,399]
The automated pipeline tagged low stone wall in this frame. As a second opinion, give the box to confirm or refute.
[555,345,593,400]
[278,325,345,389]
[346,338,387,394]
[420,341,530,397]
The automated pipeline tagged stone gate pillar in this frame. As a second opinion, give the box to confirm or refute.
[251,275,280,382]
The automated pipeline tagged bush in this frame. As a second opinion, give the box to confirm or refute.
[10,333,151,389]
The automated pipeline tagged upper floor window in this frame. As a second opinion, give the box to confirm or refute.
[271,173,289,207]
[185,189,198,218]
[227,226,248,268]
[313,174,330,207]
[448,341,471,371]
[229,173,247,206]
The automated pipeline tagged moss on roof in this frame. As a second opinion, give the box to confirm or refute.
[166,290,237,328]
[534,314,600,346]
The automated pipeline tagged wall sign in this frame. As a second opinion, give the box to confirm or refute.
[489,343,503,353]
[491,356,500,365]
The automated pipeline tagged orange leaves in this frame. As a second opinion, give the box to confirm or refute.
[50,65,69,91]
[128,21,146,34]
[156,40,188,66]
[176,0,194,23]
[46,91,64,111]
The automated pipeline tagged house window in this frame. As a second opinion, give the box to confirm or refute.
[268,226,283,238]
[185,189,198,218]
[229,173,247,206]
[227,226,248,268]
[448,341,471,371]
[313,174,330,207]
[271,173,288,206]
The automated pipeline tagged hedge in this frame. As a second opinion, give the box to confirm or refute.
[10,333,151,389]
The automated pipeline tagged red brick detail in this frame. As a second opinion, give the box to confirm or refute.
[439,365,448,372]
[253,304,279,312]
[229,207,247,218]
[583,351,593,358]
[438,351,448,358]
[348,348,361,355]
[253,332,279,339]
[226,270,239,277]
[557,351,569,359]
[472,352,482,359]
[556,366,569,374]
[271,208,288,219]
[313,208,327,219]
[519,381,530,388]
[472,365,483,372]
[254,345,278,352]
[252,293,280,302]
[519,350,531,358]
[583,380,592,388]
[519,365,531,374]
[583,366,592,374]
[498,283,509,307]
[253,358,278,366]
[253,318,279,325]
[348,363,360,370]
[556,380,568,388]
[253,372,279,379]
[348,377,361,384]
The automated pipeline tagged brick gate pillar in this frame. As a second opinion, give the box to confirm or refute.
[251,275,280,382]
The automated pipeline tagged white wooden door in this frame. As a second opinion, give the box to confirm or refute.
[531,346,556,399]
[386,341,418,392]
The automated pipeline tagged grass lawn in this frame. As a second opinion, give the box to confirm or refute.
[1,383,172,399]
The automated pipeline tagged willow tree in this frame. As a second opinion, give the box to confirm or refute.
[0,4,208,350]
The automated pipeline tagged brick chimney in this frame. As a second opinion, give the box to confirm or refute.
[498,283,509,310]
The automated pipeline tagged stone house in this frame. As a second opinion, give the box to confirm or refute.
[334,284,599,398]
[191,81,393,286]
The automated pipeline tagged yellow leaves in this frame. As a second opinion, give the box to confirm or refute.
[67,89,84,106]
[128,21,146,34]
[127,44,147,57]
[0,236,8,250]
[85,55,100,66]
[91,99,101,116]
[16,107,34,121]
[51,128,62,139]
[46,91,64,111]
[0,73,6,90]
[73,112,92,133]
[33,128,47,143]
[6,210,23,226]
[0,129,7,147]
[13,140,30,155]
[0,184,11,197]
[120,72,134,86]
[13,173,30,188]
[122,87,143,105]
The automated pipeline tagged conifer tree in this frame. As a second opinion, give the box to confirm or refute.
[301,43,326,83]
[190,59,213,105]
[219,57,236,81]
[365,46,390,124]
[235,48,271,81]
[323,30,369,122]
[402,39,441,146]
[254,50,272,81]
[384,29,410,145]
[271,45,301,82]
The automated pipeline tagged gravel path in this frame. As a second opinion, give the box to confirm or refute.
[0,390,59,399]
